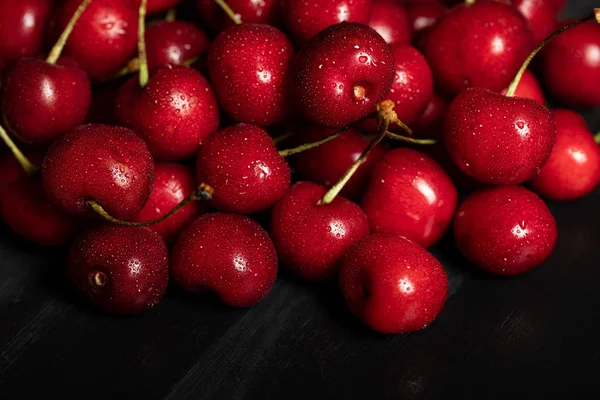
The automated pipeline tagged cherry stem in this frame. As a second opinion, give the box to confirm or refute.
[386,131,436,145]
[272,131,295,145]
[215,0,242,25]
[46,0,91,65]
[110,56,198,80]
[138,0,149,88]
[505,12,596,97]
[392,119,414,135]
[86,183,214,227]
[594,132,600,145]
[278,127,350,158]
[165,7,177,22]
[465,0,475,5]
[0,124,38,176]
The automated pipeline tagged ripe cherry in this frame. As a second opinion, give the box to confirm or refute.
[405,0,446,49]
[500,69,545,104]
[444,87,556,185]
[424,0,531,96]
[67,225,169,314]
[208,24,294,127]
[196,124,290,214]
[412,92,447,140]
[281,0,372,44]
[172,212,278,307]
[270,182,370,282]
[339,233,448,334]
[135,162,205,243]
[42,124,154,220]
[361,148,457,248]
[367,0,412,45]
[196,0,279,33]
[454,186,557,276]
[512,0,557,46]
[291,22,395,128]
[529,109,600,201]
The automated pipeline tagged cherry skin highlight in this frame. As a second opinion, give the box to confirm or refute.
[135,162,205,243]
[281,0,372,44]
[361,148,457,248]
[291,22,395,128]
[208,24,294,127]
[424,0,531,96]
[453,186,557,276]
[367,0,412,45]
[42,124,154,220]
[2,57,91,145]
[339,233,448,334]
[500,69,545,104]
[67,225,169,315]
[444,87,556,185]
[512,0,557,46]
[270,182,370,282]
[196,0,280,33]
[171,213,278,307]
[0,0,53,64]
[529,109,600,201]
[196,124,290,214]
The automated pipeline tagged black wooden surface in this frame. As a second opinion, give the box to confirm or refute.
[2,2,600,399]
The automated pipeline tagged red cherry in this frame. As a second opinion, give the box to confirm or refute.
[196,0,280,33]
[540,20,600,108]
[549,0,564,13]
[529,109,600,201]
[512,0,558,46]
[134,0,184,15]
[444,87,556,185]
[281,0,372,44]
[291,22,395,128]
[339,233,448,334]
[145,21,210,73]
[196,124,290,214]
[2,57,91,145]
[135,162,204,243]
[412,92,447,139]
[172,212,278,307]
[423,142,482,191]
[0,0,53,64]
[49,0,138,80]
[386,44,433,126]
[424,0,531,96]
[42,124,154,220]
[361,148,457,248]
[453,185,557,276]
[367,0,412,45]
[405,0,446,48]
[291,126,386,200]
[208,24,294,127]
[270,182,370,282]
[67,225,169,314]
[499,69,545,104]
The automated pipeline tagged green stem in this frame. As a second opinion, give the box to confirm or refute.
[278,127,349,158]
[138,0,149,88]
[465,0,475,5]
[215,0,242,25]
[594,132,600,145]
[386,131,436,145]
[46,0,91,64]
[165,7,177,22]
[0,124,38,176]
[393,119,414,136]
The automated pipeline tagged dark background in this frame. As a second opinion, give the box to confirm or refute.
[1,1,600,399]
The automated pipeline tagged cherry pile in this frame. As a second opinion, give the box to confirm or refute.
[0,0,599,335]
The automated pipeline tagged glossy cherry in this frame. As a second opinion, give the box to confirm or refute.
[145,20,210,73]
[512,0,557,46]
[208,24,294,127]
[270,182,370,282]
[424,0,531,96]
[500,69,545,104]
[412,92,447,139]
[367,0,412,45]
[49,0,138,80]
[134,0,184,15]
[291,126,386,200]
[0,0,53,64]
[361,148,457,248]
[67,225,169,314]
[339,233,448,334]
[171,212,278,307]
[196,0,279,33]
[444,87,556,185]
[454,186,557,276]
[196,124,290,214]
[135,162,204,243]
[291,22,395,128]
[529,109,600,201]
[42,124,154,220]
[540,20,600,108]
[405,0,446,49]
[281,0,372,44]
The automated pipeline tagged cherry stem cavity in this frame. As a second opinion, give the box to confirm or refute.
[46,0,91,65]
[138,0,149,88]
[91,271,107,287]
[165,7,177,22]
[215,0,242,25]
[505,12,597,97]
[278,127,350,157]
[87,183,214,227]
[0,124,38,176]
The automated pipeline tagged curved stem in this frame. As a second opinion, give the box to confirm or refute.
[386,131,436,145]
[393,119,414,136]
[505,13,595,97]
[278,127,349,158]
[215,0,242,25]
[594,131,600,145]
[165,7,177,22]
[87,184,214,227]
[138,0,149,88]
[46,0,91,64]
[0,124,38,176]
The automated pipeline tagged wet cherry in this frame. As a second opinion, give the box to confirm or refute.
[512,0,558,46]
[367,0,412,45]
[196,0,280,33]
